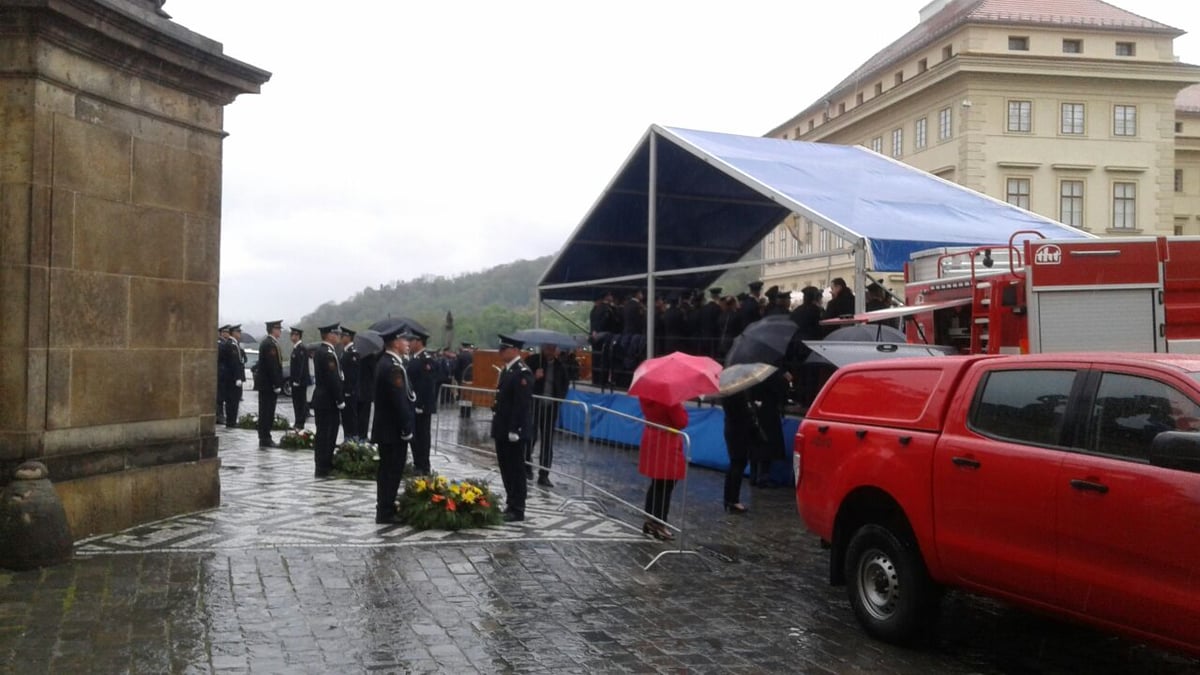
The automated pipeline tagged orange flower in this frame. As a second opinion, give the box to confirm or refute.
[431,494,445,503]
[478,499,490,508]
[446,499,457,512]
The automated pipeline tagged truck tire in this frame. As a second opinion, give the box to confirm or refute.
[844,523,939,645]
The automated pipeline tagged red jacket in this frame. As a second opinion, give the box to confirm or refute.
[637,399,689,480]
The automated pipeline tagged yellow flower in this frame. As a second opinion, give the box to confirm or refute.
[461,491,477,504]
[413,479,428,492]
[449,484,461,495]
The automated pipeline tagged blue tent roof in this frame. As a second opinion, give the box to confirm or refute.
[538,125,1092,300]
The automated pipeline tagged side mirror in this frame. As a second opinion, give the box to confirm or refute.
[1149,431,1200,473]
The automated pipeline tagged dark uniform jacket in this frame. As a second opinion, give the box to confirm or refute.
[311,342,343,410]
[289,342,310,388]
[218,338,242,388]
[737,295,762,333]
[340,344,360,404]
[621,297,645,335]
[406,349,436,415]
[255,336,284,391]
[358,353,378,403]
[491,358,534,442]
[699,300,722,355]
[455,350,474,383]
[370,352,415,444]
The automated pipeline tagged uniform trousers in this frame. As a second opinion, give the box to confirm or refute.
[313,407,339,475]
[291,386,308,428]
[340,396,359,441]
[526,400,560,477]
[495,437,527,516]
[223,384,240,428]
[412,413,432,474]
[723,437,749,506]
[355,400,372,440]
[375,441,409,520]
[257,389,277,443]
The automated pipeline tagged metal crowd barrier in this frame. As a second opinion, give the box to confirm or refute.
[433,384,701,571]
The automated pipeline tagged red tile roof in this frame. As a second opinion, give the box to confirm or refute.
[787,0,1184,125]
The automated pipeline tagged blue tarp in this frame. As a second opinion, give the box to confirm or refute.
[539,125,1092,300]
[559,388,795,484]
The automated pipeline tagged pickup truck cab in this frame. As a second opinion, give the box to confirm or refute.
[795,353,1200,656]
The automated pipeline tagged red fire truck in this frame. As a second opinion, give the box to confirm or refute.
[867,232,1200,355]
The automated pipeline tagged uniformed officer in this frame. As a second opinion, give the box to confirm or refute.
[255,320,285,447]
[699,288,722,358]
[288,327,310,430]
[491,334,534,522]
[311,323,344,477]
[220,325,246,428]
[405,328,437,475]
[216,325,231,425]
[371,327,416,524]
[737,280,765,335]
[339,328,361,443]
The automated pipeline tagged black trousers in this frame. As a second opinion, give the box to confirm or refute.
[355,400,372,440]
[222,384,240,427]
[314,407,339,475]
[495,437,527,516]
[376,441,409,520]
[412,413,432,474]
[341,396,359,441]
[724,435,749,506]
[257,389,277,443]
[291,385,308,428]
[526,400,559,477]
[644,478,677,522]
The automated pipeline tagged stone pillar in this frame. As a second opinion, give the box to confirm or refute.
[0,0,270,538]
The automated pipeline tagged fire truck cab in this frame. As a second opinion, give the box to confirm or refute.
[898,233,1200,355]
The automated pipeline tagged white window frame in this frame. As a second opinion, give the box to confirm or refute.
[938,107,952,140]
[1112,182,1137,230]
[1007,100,1032,133]
[892,128,903,157]
[1061,102,1085,135]
[1113,105,1137,137]
[914,117,927,149]
[1060,179,1084,228]
[1006,177,1031,210]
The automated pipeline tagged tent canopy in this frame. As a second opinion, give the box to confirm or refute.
[538,125,1092,301]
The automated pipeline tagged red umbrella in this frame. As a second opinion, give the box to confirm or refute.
[628,351,722,405]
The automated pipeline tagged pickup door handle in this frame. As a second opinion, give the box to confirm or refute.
[951,456,981,469]
[1069,479,1109,495]
[817,425,829,433]
[855,429,867,439]
[898,436,912,446]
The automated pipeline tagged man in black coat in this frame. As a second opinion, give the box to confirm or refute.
[288,327,310,430]
[524,343,570,487]
[405,328,437,475]
[699,287,722,358]
[311,323,344,477]
[370,328,415,524]
[491,334,533,522]
[217,325,241,427]
[737,280,765,334]
[822,277,856,335]
[339,328,361,443]
[254,321,284,447]
[216,325,230,425]
[588,291,617,387]
[356,350,378,441]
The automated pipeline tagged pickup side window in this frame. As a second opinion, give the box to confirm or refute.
[969,369,1076,446]
[1083,373,1200,461]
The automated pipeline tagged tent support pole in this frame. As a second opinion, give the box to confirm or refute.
[535,289,542,328]
[646,132,657,358]
[854,241,867,314]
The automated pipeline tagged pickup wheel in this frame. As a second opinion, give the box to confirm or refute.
[844,523,939,645]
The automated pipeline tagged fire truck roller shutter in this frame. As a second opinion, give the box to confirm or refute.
[1034,289,1162,353]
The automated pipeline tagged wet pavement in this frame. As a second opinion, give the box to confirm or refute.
[1,392,1197,673]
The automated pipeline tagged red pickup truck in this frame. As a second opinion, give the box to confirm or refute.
[794,353,1200,656]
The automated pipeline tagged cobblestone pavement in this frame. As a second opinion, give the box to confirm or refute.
[1,392,1197,673]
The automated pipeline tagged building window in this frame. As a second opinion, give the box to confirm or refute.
[917,58,928,73]
[874,82,883,96]
[1113,105,1136,136]
[942,44,953,60]
[856,92,864,106]
[1176,169,1184,193]
[1060,180,1084,228]
[938,107,952,140]
[809,119,815,130]
[1061,103,1085,134]
[1063,39,1082,53]
[1008,36,1029,51]
[766,231,775,258]
[1113,182,1137,229]
[838,102,846,115]
[1115,41,1136,56]
[915,117,927,149]
[1178,122,1185,133]
[871,137,883,153]
[892,128,903,157]
[1008,100,1032,132]
[1006,178,1031,210]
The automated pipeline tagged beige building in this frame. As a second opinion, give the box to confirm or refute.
[761,0,1200,298]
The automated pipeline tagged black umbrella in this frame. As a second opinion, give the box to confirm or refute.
[353,329,384,357]
[508,328,586,350]
[724,315,799,366]
[368,316,429,336]
[238,332,257,344]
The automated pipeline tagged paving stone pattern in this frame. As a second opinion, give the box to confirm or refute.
[1,392,1196,673]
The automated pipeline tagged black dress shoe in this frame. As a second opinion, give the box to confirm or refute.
[225,424,237,429]
[724,502,749,514]
[375,514,398,524]
[536,475,554,488]
[314,470,331,479]
[502,511,524,523]
[260,439,277,448]
[524,467,534,480]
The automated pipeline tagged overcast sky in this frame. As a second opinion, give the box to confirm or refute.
[164,0,1200,326]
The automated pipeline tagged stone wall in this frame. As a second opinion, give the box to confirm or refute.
[0,0,268,538]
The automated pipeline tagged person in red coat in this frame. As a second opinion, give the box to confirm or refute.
[637,398,689,540]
